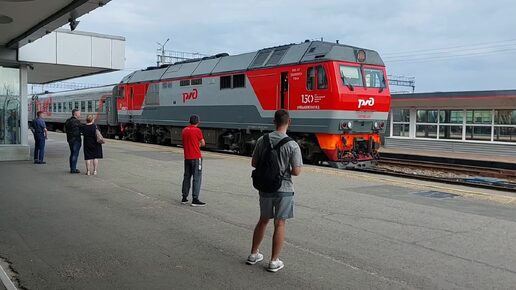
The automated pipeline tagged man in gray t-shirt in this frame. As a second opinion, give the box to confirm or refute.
[247,109,303,273]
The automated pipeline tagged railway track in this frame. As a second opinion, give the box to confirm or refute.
[361,157,516,193]
[165,144,516,193]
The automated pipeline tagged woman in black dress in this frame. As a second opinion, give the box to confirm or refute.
[82,114,103,175]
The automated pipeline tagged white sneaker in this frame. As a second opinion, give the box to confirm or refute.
[267,259,284,272]
[246,252,264,265]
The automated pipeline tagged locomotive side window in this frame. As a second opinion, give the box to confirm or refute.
[87,101,93,112]
[81,101,86,112]
[63,102,67,112]
[233,74,245,88]
[306,67,315,90]
[119,87,125,99]
[364,68,385,88]
[220,76,232,89]
[75,101,79,110]
[340,65,364,87]
[58,102,62,112]
[94,100,99,112]
[53,103,56,112]
[316,65,328,89]
[180,80,190,87]
[69,102,73,111]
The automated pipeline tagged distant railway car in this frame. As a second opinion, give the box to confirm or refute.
[31,40,391,168]
[29,85,117,132]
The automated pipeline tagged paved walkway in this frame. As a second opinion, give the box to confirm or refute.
[1,132,516,289]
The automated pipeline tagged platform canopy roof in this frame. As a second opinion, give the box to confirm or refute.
[0,0,124,84]
[0,0,110,48]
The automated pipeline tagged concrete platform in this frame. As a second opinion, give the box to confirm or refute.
[1,132,516,289]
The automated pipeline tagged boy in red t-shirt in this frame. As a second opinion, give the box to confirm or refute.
[181,115,206,206]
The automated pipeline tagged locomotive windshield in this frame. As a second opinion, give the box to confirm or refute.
[340,65,386,88]
[340,65,363,87]
[364,68,386,88]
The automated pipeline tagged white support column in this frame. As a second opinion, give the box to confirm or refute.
[20,65,28,147]
[462,109,466,141]
[409,108,417,139]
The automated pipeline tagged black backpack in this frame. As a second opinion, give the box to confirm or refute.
[252,134,293,193]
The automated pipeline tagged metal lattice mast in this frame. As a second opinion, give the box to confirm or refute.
[388,75,416,93]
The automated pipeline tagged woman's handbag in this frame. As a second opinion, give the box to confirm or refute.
[95,125,105,144]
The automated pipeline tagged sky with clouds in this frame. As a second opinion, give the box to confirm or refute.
[72,0,516,93]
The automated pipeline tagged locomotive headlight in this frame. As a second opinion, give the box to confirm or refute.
[356,49,366,62]
[340,121,353,130]
[374,121,379,130]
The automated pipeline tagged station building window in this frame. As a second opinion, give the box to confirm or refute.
[0,66,21,144]
[58,102,62,112]
[416,109,438,139]
[439,110,463,140]
[466,110,492,141]
[391,108,516,144]
[494,109,516,142]
[391,108,410,137]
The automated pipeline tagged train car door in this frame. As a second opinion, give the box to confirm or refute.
[280,72,289,109]
[106,97,118,126]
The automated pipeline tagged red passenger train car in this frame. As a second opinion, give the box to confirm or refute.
[31,40,391,168]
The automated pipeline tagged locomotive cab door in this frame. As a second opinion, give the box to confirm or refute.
[280,72,289,109]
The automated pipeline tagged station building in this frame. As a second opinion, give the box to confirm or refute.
[384,90,516,159]
[0,0,124,161]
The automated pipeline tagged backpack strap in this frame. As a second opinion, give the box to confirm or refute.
[273,136,293,150]
[263,133,271,148]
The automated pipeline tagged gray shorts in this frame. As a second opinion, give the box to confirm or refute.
[259,195,294,220]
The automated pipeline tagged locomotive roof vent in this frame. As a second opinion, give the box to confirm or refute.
[215,53,229,58]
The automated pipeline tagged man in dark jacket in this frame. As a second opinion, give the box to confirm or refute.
[32,111,48,164]
[65,109,82,173]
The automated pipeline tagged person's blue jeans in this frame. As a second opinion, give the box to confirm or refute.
[34,136,45,162]
[68,140,81,171]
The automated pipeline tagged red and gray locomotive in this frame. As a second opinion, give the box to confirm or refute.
[31,40,391,168]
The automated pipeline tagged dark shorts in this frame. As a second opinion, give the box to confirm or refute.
[259,194,294,220]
